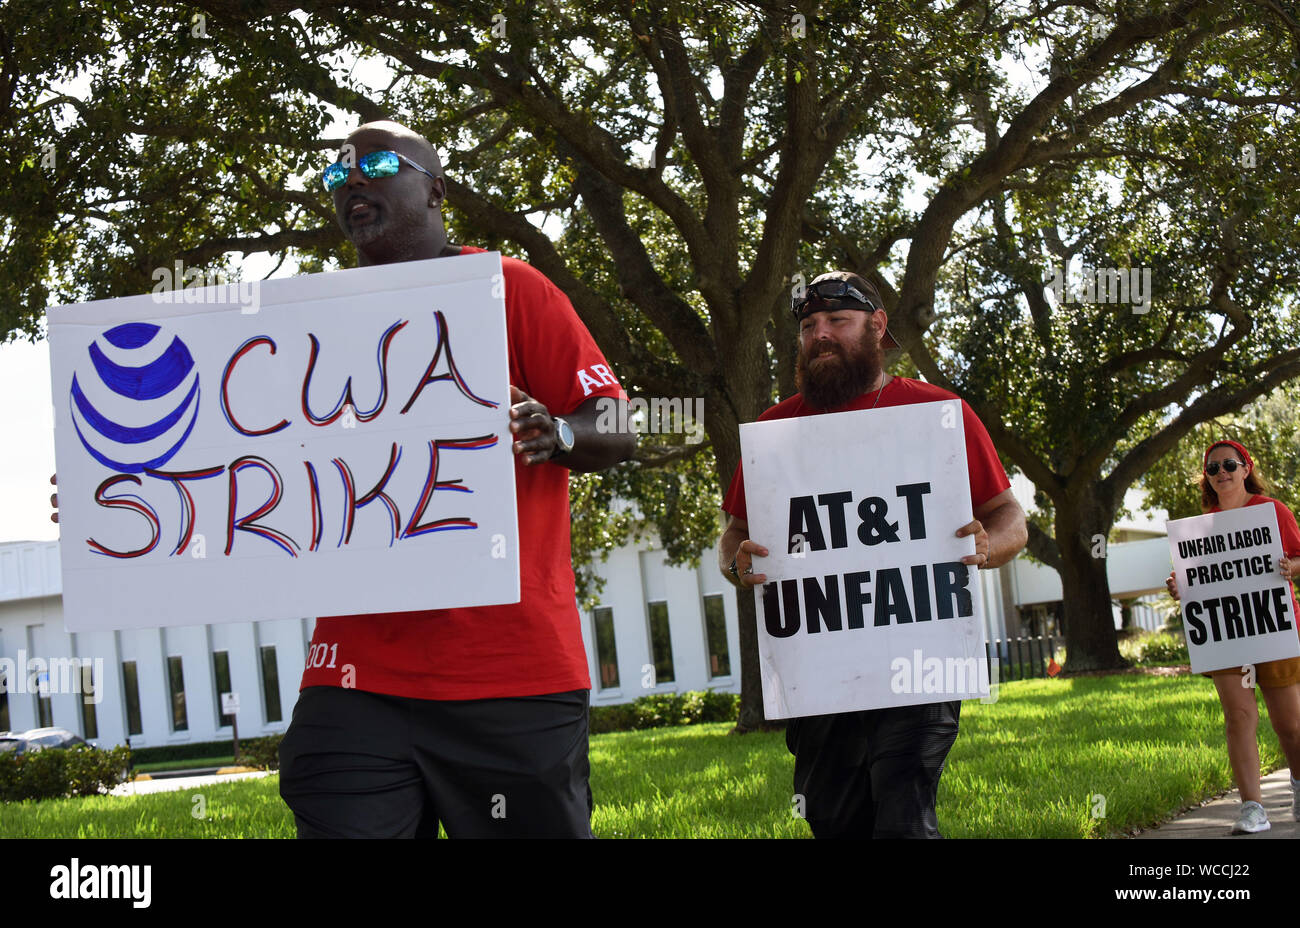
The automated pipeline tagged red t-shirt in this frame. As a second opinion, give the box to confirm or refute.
[301,247,626,700]
[722,377,1011,522]
[1209,495,1300,625]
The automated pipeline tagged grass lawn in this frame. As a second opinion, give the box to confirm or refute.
[1,673,1282,838]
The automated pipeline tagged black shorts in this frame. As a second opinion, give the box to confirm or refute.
[278,686,594,838]
[786,700,961,839]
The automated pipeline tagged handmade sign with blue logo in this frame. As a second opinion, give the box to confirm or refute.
[48,253,518,630]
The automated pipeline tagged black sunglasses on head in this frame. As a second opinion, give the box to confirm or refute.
[792,280,881,320]
[1205,459,1245,476]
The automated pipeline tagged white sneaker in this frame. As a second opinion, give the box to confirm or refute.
[1291,776,1300,822]
[1231,800,1270,834]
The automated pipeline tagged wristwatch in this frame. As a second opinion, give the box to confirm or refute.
[552,416,575,458]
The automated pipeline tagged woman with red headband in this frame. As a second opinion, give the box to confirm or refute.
[1166,440,1300,834]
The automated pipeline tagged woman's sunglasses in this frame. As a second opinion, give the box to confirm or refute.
[322,150,439,192]
[1205,459,1245,476]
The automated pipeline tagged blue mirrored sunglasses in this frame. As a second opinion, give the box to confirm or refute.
[322,150,438,192]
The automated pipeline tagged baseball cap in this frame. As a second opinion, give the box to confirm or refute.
[793,270,900,349]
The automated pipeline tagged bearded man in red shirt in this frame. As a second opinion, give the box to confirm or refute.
[717,271,1027,838]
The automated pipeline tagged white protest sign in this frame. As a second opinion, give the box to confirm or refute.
[741,400,988,719]
[48,252,519,631]
[1167,505,1300,673]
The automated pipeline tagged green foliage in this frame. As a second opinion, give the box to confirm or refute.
[913,18,1300,664]
[570,453,722,607]
[588,689,739,734]
[1140,381,1300,521]
[0,745,131,802]
[129,739,236,766]
[236,735,282,771]
[1119,631,1190,667]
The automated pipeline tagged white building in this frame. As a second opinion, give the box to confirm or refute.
[0,479,1175,750]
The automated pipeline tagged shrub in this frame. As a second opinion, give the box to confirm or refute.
[682,689,740,723]
[238,735,283,771]
[129,739,233,766]
[1118,630,1189,666]
[1137,632,1190,666]
[589,690,739,734]
[588,702,638,735]
[0,745,132,802]
[634,693,690,728]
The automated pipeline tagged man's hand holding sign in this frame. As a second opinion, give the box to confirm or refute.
[717,271,1026,839]
[724,501,1001,589]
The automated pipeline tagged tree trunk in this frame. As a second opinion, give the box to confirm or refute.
[732,587,772,732]
[707,330,780,733]
[1055,498,1125,671]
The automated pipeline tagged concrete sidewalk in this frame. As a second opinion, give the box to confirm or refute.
[1135,768,1298,838]
[109,770,272,797]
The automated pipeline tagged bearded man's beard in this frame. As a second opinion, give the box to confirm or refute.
[795,326,884,410]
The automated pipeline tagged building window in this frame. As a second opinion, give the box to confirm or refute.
[80,663,98,739]
[0,667,9,732]
[213,651,234,727]
[37,692,53,728]
[647,601,675,685]
[260,646,282,723]
[166,656,188,732]
[122,661,143,735]
[702,594,732,678]
[592,606,620,689]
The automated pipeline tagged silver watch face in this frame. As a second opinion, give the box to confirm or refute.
[556,417,575,453]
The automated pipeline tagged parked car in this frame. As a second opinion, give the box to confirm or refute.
[15,728,89,751]
[0,734,31,755]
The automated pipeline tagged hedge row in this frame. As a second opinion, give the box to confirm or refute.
[588,690,739,734]
[238,735,282,771]
[0,745,132,802]
[1132,632,1190,666]
[229,691,741,771]
[128,739,234,766]
[1117,630,1190,666]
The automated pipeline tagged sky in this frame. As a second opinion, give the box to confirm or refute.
[0,337,57,542]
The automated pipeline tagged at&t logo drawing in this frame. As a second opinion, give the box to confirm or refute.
[69,322,199,473]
